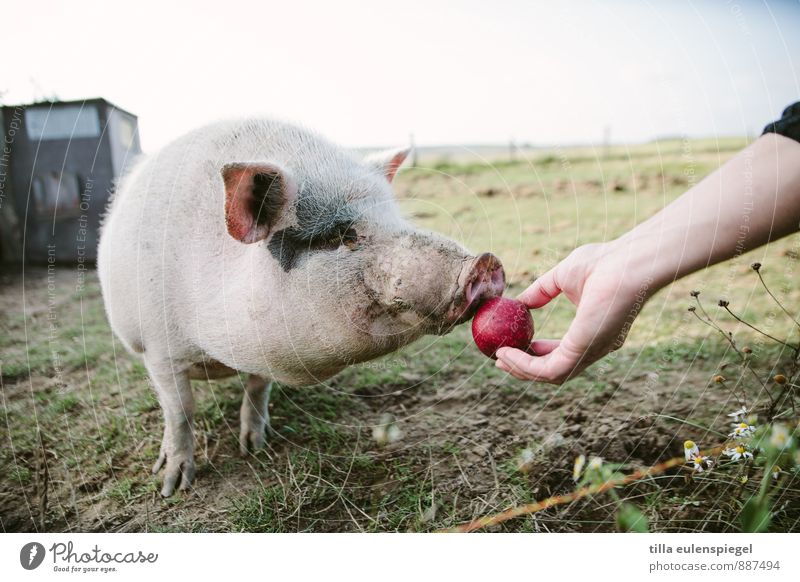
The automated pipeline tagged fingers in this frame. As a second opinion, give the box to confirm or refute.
[494,340,559,375]
[494,347,564,383]
[529,339,560,356]
[495,343,586,384]
[517,268,561,308]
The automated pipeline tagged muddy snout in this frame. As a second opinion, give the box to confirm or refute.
[449,252,505,324]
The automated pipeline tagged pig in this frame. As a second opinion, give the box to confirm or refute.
[97,118,505,496]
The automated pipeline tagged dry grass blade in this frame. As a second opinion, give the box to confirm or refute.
[36,430,50,532]
[440,445,726,533]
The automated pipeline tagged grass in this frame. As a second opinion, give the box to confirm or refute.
[1,136,798,532]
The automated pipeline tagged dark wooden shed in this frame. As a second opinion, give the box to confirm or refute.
[0,98,141,264]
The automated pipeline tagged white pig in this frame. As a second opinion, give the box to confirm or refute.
[97,119,505,496]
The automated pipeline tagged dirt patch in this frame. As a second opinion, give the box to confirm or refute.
[0,336,747,533]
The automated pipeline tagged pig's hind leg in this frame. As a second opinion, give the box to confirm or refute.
[146,359,196,497]
[240,375,276,455]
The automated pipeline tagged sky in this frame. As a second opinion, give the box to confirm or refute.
[3,0,799,152]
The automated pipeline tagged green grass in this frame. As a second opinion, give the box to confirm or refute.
[2,137,798,533]
[399,141,800,350]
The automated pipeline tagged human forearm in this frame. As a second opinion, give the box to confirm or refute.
[497,110,800,385]
[609,133,800,292]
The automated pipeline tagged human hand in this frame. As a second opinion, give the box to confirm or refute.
[495,242,656,384]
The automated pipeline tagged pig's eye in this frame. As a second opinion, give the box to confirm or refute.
[295,225,359,255]
[319,227,358,251]
[339,227,359,249]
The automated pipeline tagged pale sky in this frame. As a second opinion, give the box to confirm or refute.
[4,0,799,151]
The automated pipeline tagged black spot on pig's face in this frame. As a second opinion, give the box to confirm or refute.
[267,223,359,271]
[267,183,361,271]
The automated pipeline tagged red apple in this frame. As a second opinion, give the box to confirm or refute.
[471,297,534,359]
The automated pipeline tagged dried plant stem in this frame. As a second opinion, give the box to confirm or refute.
[36,430,49,532]
[722,305,796,350]
[756,269,800,331]
[651,414,727,438]
[441,445,725,533]
[773,382,798,418]
[689,308,773,402]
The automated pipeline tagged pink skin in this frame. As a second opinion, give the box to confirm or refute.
[494,243,641,383]
[464,254,507,310]
[450,252,506,325]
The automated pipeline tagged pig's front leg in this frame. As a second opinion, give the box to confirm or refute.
[146,360,196,496]
[239,375,275,455]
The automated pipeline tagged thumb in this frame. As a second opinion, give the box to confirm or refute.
[517,267,561,308]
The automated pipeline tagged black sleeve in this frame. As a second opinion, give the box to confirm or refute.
[762,102,800,143]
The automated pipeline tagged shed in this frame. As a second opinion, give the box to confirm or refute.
[0,98,141,264]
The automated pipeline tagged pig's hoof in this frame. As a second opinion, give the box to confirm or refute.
[239,426,267,456]
[153,452,195,497]
[152,450,167,474]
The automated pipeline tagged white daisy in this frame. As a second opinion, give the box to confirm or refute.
[517,448,536,472]
[723,444,753,462]
[770,424,792,450]
[729,422,756,439]
[684,440,699,462]
[727,406,748,421]
[588,456,603,471]
[386,424,402,443]
[573,454,586,481]
[372,414,403,446]
[690,454,713,473]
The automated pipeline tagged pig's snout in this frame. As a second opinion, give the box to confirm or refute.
[465,253,506,307]
[450,252,505,324]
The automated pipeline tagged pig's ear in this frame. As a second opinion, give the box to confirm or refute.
[221,162,296,244]
[364,147,411,183]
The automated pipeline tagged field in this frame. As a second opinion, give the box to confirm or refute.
[2,137,799,532]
